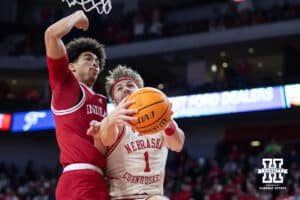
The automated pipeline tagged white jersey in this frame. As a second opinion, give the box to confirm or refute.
[106,126,168,200]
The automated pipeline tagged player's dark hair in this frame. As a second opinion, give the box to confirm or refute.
[66,37,106,70]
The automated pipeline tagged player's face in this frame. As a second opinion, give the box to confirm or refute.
[71,51,100,87]
[113,79,138,105]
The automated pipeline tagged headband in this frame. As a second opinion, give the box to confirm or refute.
[111,77,138,100]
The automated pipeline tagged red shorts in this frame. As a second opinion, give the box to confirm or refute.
[56,169,109,200]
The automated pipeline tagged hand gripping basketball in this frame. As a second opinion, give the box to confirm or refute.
[125,87,172,134]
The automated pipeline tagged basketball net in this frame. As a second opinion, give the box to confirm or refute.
[62,0,112,14]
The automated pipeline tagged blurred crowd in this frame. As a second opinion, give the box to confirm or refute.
[0,0,300,56]
[0,1,299,199]
[0,80,46,112]
[0,141,299,200]
[0,0,300,111]
[165,141,300,200]
[0,161,58,200]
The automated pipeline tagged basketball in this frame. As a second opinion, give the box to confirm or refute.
[126,87,172,134]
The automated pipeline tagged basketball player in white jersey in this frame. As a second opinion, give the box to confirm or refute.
[87,65,185,200]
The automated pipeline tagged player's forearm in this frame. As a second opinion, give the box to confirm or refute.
[164,120,185,152]
[99,116,119,147]
[44,11,83,58]
[46,11,83,40]
[94,137,104,152]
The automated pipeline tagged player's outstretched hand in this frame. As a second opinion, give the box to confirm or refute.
[87,120,101,140]
[74,10,89,31]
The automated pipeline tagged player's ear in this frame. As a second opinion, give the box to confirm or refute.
[69,63,76,72]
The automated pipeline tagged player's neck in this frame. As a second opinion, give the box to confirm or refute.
[80,81,94,90]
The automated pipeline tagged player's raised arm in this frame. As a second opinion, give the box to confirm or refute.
[44,10,89,59]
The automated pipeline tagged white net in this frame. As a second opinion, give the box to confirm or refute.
[62,0,112,14]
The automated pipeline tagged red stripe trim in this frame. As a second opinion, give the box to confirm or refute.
[106,126,125,157]
[112,193,149,200]
[51,85,86,115]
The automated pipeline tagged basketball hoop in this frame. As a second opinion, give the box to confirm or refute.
[62,0,112,14]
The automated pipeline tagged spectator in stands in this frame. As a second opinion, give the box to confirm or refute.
[149,8,163,38]
[133,13,146,40]
[236,0,254,14]
[264,138,282,156]
[0,81,11,100]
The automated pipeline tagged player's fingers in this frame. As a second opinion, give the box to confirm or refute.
[77,10,89,30]
[115,119,131,127]
[124,108,138,115]
[92,124,100,132]
[87,127,95,136]
[82,20,89,31]
[89,120,98,126]
[115,115,137,125]
[123,121,133,128]
[121,115,137,122]
[132,127,137,133]
[137,131,146,136]
[119,96,129,104]
[124,100,136,109]
[115,108,137,116]
[168,101,174,116]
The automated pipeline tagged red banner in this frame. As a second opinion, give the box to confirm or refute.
[0,114,12,131]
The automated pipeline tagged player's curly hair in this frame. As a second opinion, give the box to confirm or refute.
[66,37,106,70]
[105,65,144,100]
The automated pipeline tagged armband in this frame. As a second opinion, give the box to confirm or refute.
[164,120,176,136]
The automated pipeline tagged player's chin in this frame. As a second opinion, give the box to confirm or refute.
[88,77,97,85]
[90,74,98,80]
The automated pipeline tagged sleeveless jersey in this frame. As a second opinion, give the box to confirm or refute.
[47,56,107,168]
[106,126,168,200]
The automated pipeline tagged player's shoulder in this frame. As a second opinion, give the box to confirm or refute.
[95,93,107,100]
[80,83,108,100]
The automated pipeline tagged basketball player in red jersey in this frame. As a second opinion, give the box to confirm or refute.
[88,65,185,200]
[45,11,137,200]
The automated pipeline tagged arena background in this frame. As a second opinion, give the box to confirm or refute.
[0,0,300,199]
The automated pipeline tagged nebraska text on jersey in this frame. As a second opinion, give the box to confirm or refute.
[124,138,163,153]
[123,172,161,184]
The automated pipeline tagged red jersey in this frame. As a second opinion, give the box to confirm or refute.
[47,55,107,168]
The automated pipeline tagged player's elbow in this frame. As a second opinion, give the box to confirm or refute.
[168,139,184,152]
[45,27,52,40]
[44,26,59,43]
[171,143,184,152]
[169,147,182,152]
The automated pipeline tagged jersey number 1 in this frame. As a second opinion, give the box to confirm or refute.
[143,151,151,172]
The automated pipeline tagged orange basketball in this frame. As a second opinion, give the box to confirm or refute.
[126,87,172,134]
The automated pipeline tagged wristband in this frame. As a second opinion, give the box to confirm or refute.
[164,120,176,136]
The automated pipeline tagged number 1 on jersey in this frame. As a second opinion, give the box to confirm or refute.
[143,151,151,172]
